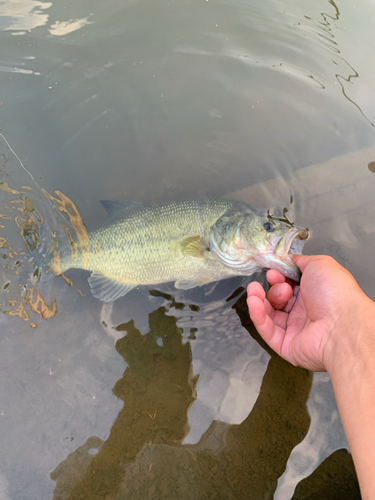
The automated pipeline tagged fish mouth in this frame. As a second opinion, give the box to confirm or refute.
[260,225,309,282]
[273,226,309,257]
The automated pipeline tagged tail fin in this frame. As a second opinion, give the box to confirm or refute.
[19,212,85,288]
[0,134,90,324]
[18,219,60,287]
[0,134,86,288]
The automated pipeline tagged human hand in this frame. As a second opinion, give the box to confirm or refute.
[247,255,375,372]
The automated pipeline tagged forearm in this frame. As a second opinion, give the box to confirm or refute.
[327,298,375,499]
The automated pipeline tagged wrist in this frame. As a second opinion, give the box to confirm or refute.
[323,295,375,500]
[324,294,375,380]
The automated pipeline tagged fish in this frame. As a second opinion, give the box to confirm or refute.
[35,198,309,302]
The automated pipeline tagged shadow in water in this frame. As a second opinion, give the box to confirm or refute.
[50,291,360,499]
[291,448,360,500]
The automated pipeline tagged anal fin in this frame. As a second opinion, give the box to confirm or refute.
[88,271,137,302]
[174,277,213,290]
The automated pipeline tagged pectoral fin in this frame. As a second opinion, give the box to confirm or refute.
[179,236,208,259]
[88,271,137,302]
[175,277,212,290]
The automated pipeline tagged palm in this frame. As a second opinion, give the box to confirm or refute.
[275,292,327,371]
[247,255,357,372]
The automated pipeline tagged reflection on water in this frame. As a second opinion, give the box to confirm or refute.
[52,298,198,499]
[50,292,359,499]
[291,449,360,500]
[51,293,306,499]
[0,0,51,33]
[49,17,93,37]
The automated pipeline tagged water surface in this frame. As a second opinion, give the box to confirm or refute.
[1,0,375,498]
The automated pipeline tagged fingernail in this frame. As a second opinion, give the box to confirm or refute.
[273,285,283,297]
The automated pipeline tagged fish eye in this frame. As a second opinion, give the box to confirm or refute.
[263,221,274,232]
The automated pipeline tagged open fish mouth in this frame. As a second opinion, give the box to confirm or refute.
[256,225,310,282]
[274,226,309,257]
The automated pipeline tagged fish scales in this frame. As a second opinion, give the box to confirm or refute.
[62,198,247,285]
[38,197,308,302]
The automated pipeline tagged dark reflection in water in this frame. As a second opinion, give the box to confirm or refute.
[291,449,360,500]
[50,292,359,499]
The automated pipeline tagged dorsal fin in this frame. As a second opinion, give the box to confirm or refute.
[100,200,143,218]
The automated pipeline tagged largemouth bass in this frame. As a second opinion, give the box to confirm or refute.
[40,198,308,302]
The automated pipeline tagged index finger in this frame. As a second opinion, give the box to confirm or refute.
[266,269,287,286]
[246,294,288,354]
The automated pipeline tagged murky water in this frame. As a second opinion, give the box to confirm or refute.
[1,0,375,498]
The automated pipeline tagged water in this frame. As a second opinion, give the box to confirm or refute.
[1,0,375,498]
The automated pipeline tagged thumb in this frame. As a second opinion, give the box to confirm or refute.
[291,254,312,273]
